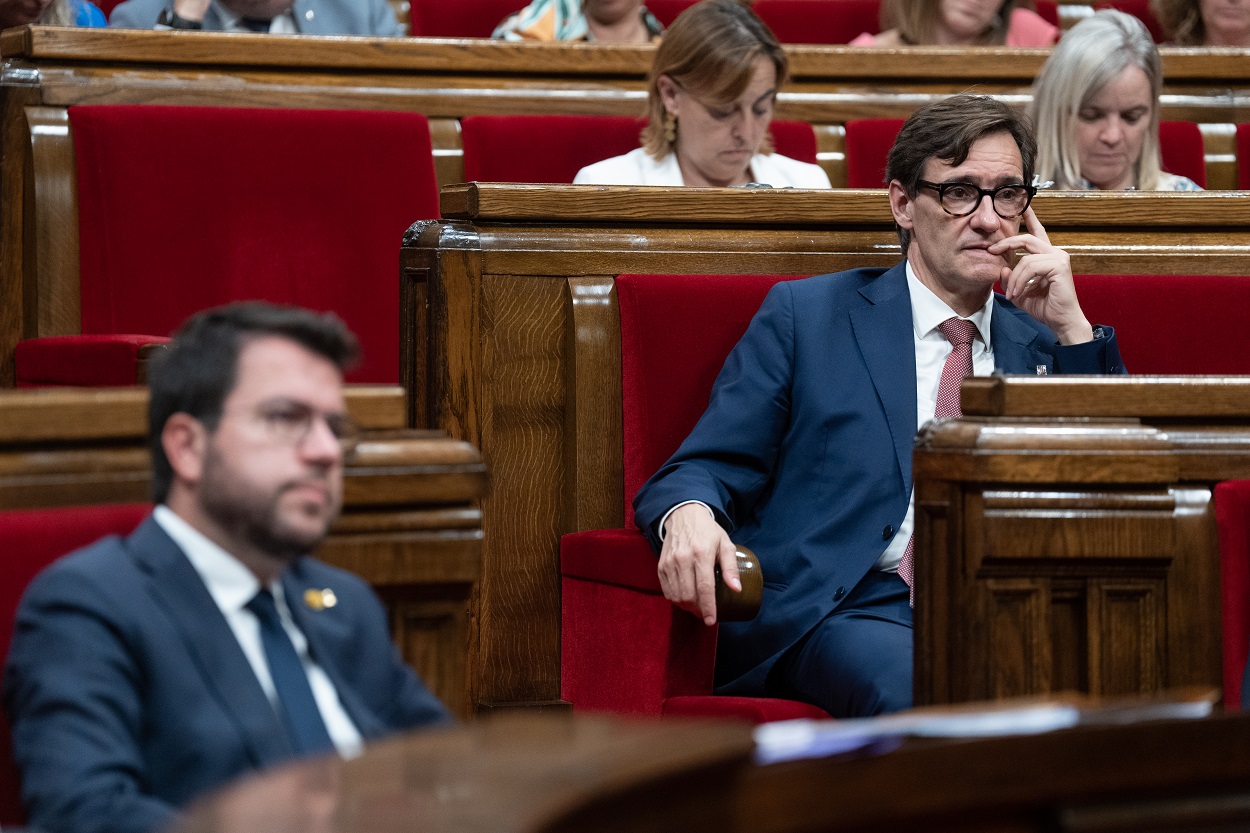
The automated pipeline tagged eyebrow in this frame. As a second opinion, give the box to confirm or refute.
[940,175,1025,187]
[751,88,778,107]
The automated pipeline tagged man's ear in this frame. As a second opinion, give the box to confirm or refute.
[888,179,915,231]
[162,412,208,489]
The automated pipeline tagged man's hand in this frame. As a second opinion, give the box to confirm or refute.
[989,207,1095,345]
[658,503,741,626]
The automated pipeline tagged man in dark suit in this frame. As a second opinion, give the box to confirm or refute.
[3,303,449,833]
[634,95,1125,719]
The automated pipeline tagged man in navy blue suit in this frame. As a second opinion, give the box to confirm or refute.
[4,303,449,833]
[634,95,1125,719]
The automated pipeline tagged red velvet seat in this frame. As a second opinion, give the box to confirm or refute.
[0,503,151,826]
[1095,0,1167,41]
[561,273,829,723]
[15,105,440,387]
[1159,120,1206,188]
[409,0,525,36]
[1033,0,1060,26]
[645,0,699,26]
[1216,481,1250,710]
[844,118,903,188]
[462,114,820,184]
[754,0,881,44]
[1071,274,1250,374]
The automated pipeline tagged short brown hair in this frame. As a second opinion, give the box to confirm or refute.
[885,94,1036,251]
[641,0,787,158]
[887,0,1017,44]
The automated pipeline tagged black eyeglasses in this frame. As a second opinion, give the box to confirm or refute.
[916,180,1036,220]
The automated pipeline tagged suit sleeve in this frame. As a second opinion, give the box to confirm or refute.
[106,0,160,28]
[633,281,799,552]
[3,567,178,833]
[1053,325,1127,375]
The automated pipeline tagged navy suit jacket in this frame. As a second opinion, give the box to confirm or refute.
[634,263,1125,695]
[3,514,450,833]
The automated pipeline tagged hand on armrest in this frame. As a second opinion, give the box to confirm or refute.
[659,504,762,625]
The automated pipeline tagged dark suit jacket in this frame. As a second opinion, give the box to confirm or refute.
[3,514,449,833]
[634,263,1125,695]
[108,0,401,35]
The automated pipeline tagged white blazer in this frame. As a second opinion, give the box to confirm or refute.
[574,147,831,188]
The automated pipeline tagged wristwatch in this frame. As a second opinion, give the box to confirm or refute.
[156,6,204,28]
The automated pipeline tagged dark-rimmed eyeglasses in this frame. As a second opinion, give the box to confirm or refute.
[916,180,1036,220]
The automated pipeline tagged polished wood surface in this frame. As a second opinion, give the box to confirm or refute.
[170,709,1250,833]
[404,184,1250,712]
[912,377,1250,706]
[0,386,486,717]
[170,713,754,833]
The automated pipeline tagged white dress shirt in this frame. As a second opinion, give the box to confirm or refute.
[152,505,363,758]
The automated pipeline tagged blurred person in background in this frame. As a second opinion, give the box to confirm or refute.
[0,0,104,29]
[1029,9,1202,190]
[575,0,830,187]
[493,0,663,41]
[850,0,1056,45]
[1153,0,1250,45]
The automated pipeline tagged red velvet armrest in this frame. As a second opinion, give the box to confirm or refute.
[15,334,170,387]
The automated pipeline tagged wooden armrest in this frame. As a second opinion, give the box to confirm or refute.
[716,544,763,622]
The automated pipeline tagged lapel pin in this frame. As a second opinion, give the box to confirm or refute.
[1035,365,1049,376]
[304,588,338,611]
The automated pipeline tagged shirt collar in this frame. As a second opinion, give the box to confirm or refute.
[153,504,271,615]
[904,260,994,351]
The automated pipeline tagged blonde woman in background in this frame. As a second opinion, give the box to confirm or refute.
[1029,9,1201,190]
[1153,0,1250,45]
[849,0,1057,46]
[574,0,830,187]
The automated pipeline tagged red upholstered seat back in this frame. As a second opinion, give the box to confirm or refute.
[1240,124,1250,190]
[97,0,126,19]
[0,503,151,826]
[1033,0,1060,25]
[409,0,525,35]
[646,0,699,26]
[69,105,440,384]
[1159,121,1206,188]
[755,0,881,43]
[1095,0,1167,41]
[1072,274,1250,374]
[461,115,646,183]
[617,273,796,525]
[462,115,818,184]
[845,118,904,188]
[1216,480,1250,710]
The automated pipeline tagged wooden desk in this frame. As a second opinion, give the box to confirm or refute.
[169,709,1250,833]
[0,385,486,716]
[912,377,1250,707]
[403,184,1250,712]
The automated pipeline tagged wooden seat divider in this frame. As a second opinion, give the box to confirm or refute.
[0,385,486,718]
[399,183,1250,712]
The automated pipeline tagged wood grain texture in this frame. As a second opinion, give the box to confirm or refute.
[0,386,485,715]
[913,405,1237,707]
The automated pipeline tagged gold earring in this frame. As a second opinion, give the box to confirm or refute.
[663,112,677,145]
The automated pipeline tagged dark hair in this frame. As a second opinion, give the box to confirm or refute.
[885,94,1036,252]
[147,302,359,503]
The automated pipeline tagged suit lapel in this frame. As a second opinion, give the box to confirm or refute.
[129,516,295,766]
[849,262,918,490]
[991,299,1053,375]
[282,567,386,739]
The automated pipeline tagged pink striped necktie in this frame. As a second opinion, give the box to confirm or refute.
[898,317,977,605]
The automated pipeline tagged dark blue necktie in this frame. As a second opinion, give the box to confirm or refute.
[247,588,336,756]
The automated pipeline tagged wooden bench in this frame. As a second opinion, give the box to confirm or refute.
[399,183,1250,711]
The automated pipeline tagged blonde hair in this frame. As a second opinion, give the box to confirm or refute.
[641,0,787,159]
[887,0,1017,44]
[1151,0,1204,44]
[1029,9,1164,190]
